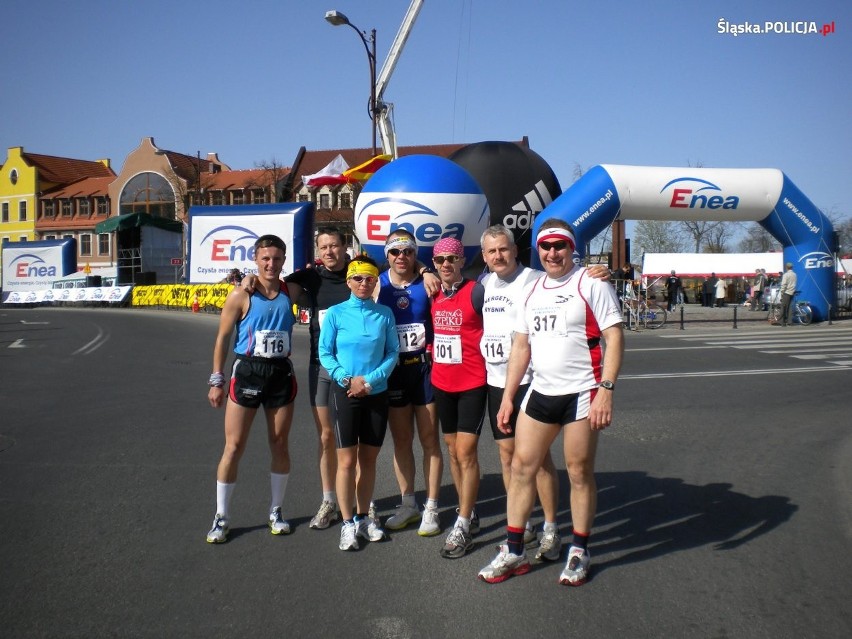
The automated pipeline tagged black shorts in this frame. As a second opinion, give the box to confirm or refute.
[308,363,332,408]
[521,388,593,426]
[229,356,297,409]
[330,383,389,448]
[387,358,433,408]
[487,383,530,441]
[433,385,486,436]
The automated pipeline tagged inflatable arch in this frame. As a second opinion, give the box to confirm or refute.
[531,165,837,322]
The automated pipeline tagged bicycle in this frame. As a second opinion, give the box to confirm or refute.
[623,294,667,330]
[767,290,813,325]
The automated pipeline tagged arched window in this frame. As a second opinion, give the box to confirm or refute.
[119,172,176,218]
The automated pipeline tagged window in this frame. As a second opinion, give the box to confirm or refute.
[319,193,330,210]
[97,197,108,216]
[298,193,309,203]
[211,192,224,205]
[1,202,7,222]
[79,198,91,217]
[9,169,18,185]
[232,191,244,205]
[44,201,55,218]
[119,171,176,218]
[45,234,56,240]
[80,234,92,256]
[19,235,27,242]
[63,234,73,240]
[339,192,352,209]
[19,200,27,221]
[98,234,110,255]
[61,200,72,217]
[253,189,266,204]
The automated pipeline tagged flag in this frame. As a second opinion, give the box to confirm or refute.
[302,154,349,187]
[342,154,392,182]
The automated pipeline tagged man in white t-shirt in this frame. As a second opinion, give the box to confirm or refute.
[478,219,624,587]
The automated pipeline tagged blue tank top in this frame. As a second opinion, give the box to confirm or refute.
[233,290,295,359]
[377,270,432,356]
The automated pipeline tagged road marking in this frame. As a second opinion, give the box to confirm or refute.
[620,365,850,380]
[72,326,109,355]
[9,338,26,349]
[730,340,852,350]
[20,320,49,325]
[626,345,727,352]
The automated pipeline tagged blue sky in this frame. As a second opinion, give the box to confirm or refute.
[2,0,849,227]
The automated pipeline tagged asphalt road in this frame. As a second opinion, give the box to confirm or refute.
[1,307,850,639]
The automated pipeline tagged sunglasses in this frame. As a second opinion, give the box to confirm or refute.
[433,255,461,265]
[538,241,569,252]
[388,248,415,257]
[350,275,377,284]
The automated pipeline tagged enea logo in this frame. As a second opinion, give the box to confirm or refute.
[661,177,740,210]
[11,253,57,278]
[358,197,467,243]
[200,225,260,261]
[799,251,833,269]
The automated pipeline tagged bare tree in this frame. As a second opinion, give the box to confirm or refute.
[703,223,737,253]
[633,219,687,255]
[738,223,781,252]
[252,157,290,202]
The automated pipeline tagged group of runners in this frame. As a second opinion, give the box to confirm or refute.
[204,219,624,587]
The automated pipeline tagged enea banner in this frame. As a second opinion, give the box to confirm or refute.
[1,238,77,298]
[3,286,131,305]
[187,203,313,284]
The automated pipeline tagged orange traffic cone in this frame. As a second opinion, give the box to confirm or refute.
[192,294,200,313]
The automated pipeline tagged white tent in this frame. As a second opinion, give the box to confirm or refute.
[641,253,784,278]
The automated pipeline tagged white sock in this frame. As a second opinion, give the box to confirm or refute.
[323,490,337,504]
[270,472,289,511]
[401,493,416,508]
[543,521,558,533]
[457,515,471,533]
[216,481,235,517]
[425,498,438,510]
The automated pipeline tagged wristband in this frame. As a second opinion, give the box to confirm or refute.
[208,372,226,388]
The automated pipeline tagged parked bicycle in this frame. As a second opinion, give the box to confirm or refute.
[767,290,813,325]
[622,290,667,329]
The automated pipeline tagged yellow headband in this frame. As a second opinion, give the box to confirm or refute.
[346,261,379,280]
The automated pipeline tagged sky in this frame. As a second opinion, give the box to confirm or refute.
[2,0,850,237]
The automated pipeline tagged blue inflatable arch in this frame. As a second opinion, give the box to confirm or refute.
[532,165,837,321]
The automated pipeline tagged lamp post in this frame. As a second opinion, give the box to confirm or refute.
[325,9,378,156]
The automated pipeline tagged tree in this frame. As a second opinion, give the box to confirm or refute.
[633,219,687,255]
[703,222,738,253]
[251,157,290,202]
[737,223,781,253]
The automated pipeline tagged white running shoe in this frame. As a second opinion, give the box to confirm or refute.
[356,517,386,542]
[268,507,292,535]
[385,503,421,530]
[339,521,359,551]
[535,529,562,562]
[309,500,340,530]
[417,505,441,537]
[478,544,531,584]
[559,546,591,586]
[206,513,229,544]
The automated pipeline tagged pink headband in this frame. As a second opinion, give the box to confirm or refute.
[432,237,464,257]
[536,226,576,251]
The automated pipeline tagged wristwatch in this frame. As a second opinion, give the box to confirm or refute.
[600,380,615,391]
[342,376,352,390]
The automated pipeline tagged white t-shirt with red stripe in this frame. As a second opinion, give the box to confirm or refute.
[516,265,622,395]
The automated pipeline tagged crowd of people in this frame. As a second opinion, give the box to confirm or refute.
[203,222,624,588]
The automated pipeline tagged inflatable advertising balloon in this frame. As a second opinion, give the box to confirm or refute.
[449,141,562,267]
[354,154,489,265]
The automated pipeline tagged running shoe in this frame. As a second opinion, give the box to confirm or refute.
[385,503,421,530]
[268,506,291,535]
[456,507,480,535]
[339,521,359,551]
[309,500,340,530]
[559,546,591,586]
[524,521,537,546]
[356,517,386,542]
[440,523,474,559]
[535,529,562,562]
[368,502,378,521]
[418,504,441,537]
[206,513,229,544]
[478,544,531,584]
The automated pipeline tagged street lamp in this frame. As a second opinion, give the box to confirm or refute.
[325,9,378,156]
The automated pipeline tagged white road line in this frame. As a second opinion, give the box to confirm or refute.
[668,329,852,340]
[829,360,852,365]
[706,337,852,346]
[625,345,727,352]
[764,346,852,354]
[732,340,852,350]
[620,365,851,380]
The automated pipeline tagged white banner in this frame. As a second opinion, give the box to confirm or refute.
[3,286,132,304]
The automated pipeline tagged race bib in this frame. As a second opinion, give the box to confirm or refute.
[253,330,290,358]
[396,322,426,353]
[481,334,510,364]
[433,334,462,364]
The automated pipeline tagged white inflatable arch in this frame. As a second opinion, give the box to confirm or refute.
[532,165,837,321]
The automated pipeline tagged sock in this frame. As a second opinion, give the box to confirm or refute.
[456,515,471,533]
[507,525,526,556]
[524,520,533,533]
[354,513,367,522]
[543,521,558,534]
[402,493,416,508]
[216,481,235,517]
[425,498,438,510]
[323,490,336,504]
[270,472,289,511]
[572,530,590,551]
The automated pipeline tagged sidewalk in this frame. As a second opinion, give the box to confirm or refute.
[631,302,850,331]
